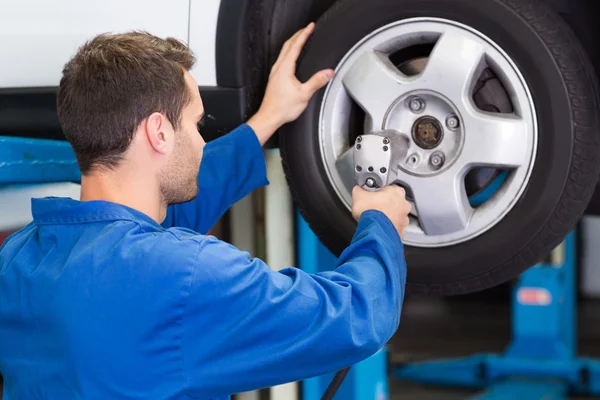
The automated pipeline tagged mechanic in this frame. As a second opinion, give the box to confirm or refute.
[0,23,411,399]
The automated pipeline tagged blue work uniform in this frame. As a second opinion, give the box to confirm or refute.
[0,124,406,399]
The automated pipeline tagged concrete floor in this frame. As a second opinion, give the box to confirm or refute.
[386,289,600,399]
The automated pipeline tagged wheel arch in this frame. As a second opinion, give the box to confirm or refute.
[214,0,338,146]
[215,0,338,87]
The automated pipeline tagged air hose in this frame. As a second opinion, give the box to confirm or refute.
[320,366,351,400]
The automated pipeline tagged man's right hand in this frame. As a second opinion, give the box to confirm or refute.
[352,185,412,240]
[247,22,334,146]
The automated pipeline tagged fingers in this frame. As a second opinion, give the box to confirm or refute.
[272,22,335,98]
[394,185,406,197]
[400,215,410,240]
[273,28,305,71]
[285,22,315,66]
[351,185,365,220]
[303,69,335,96]
[274,23,313,69]
[391,185,412,214]
[404,200,412,214]
[352,183,412,240]
[351,185,363,200]
[381,184,405,197]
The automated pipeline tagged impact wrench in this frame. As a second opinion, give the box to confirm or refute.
[320,130,408,400]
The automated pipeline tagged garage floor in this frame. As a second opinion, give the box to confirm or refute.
[387,290,600,399]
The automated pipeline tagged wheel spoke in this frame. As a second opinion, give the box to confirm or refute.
[419,30,486,106]
[462,111,531,169]
[342,50,414,130]
[335,147,356,193]
[401,171,473,236]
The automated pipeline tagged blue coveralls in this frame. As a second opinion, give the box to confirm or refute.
[0,124,406,399]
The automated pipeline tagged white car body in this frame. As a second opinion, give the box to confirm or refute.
[0,0,227,235]
[0,0,222,88]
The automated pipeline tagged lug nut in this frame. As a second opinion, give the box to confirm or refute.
[383,138,390,145]
[446,115,459,130]
[429,152,445,169]
[407,154,419,167]
[383,146,389,152]
[409,97,425,113]
[356,143,361,149]
[368,166,374,172]
[356,165,362,172]
[356,136,362,143]
[380,167,387,174]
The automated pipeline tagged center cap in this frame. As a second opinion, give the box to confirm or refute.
[412,116,443,149]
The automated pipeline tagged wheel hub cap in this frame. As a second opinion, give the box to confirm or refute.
[412,116,443,150]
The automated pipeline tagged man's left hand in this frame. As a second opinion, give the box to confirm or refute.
[247,22,335,145]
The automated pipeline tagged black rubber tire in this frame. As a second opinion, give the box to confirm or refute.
[279,0,600,295]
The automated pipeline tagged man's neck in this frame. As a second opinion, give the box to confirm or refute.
[79,170,166,224]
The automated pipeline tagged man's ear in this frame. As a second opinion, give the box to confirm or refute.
[144,112,173,154]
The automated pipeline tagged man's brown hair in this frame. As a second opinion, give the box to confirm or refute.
[57,31,196,174]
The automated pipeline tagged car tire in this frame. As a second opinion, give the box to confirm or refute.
[279,0,600,295]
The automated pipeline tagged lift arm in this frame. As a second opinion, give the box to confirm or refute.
[0,136,80,185]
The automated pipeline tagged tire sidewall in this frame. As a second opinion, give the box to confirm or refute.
[281,0,577,287]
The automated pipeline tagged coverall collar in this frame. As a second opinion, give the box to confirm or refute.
[31,197,163,229]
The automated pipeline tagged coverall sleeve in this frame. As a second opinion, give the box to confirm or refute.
[181,210,406,398]
[161,124,269,233]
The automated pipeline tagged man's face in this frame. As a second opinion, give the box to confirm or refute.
[159,71,206,205]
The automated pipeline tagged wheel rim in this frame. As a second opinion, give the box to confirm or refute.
[319,17,538,248]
